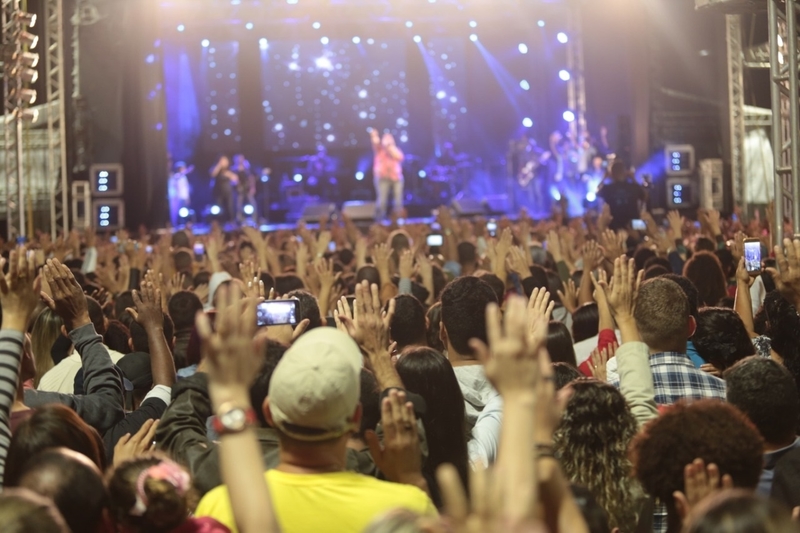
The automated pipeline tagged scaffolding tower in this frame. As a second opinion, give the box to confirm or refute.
[44,0,69,238]
[768,0,799,243]
[698,0,800,244]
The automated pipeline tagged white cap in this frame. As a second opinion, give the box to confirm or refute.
[268,328,362,441]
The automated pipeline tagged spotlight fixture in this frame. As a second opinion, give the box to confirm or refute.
[557,32,569,44]
[559,69,571,81]
[15,11,36,27]
[11,66,38,84]
[17,30,38,49]
[562,110,576,122]
[16,108,39,123]
[13,50,39,68]
[9,88,36,105]
[243,204,255,216]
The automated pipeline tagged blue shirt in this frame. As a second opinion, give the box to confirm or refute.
[758,438,800,497]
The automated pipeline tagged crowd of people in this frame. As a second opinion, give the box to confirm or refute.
[0,200,800,533]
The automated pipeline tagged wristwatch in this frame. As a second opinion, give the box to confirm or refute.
[211,403,257,436]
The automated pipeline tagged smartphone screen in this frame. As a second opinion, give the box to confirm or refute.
[631,219,646,231]
[110,236,119,244]
[744,240,762,274]
[487,222,497,236]
[328,241,336,252]
[427,234,443,247]
[256,300,298,327]
[193,243,205,261]
[145,245,153,254]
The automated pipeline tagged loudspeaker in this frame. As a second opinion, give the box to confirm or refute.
[301,203,336,223]
[698,158,724,211]
[484,194,511,215]
[89,164,124,196]
[93,199,126,230]
[451,198,486,217]
[342,201,376,221]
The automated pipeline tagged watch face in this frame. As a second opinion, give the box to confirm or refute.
[221,408,247,431]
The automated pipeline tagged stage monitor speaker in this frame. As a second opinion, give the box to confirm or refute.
[71,180,92,231]
[666,176,698,210]
[300,203,336,223]
[89,163,124,196]
[342,201,376,221]
[93,198,125,230]
[698,159,724,211]
[483,194,511,215]
[451,198,486,217]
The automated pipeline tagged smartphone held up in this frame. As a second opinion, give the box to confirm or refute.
[744,238,762,275]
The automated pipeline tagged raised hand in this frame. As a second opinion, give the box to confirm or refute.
[556,279,578,315]
[126,281,164,330]
[41,259,90,332]
[506,246,531,278]
[599,229,625,262]
[0,249,41,332]
[588,343,616,383]
[605,257,641,321]
[527,287,554,349]
[113,419,159,467]
[196,285,262,406]
[365,390,425,488]
[581,239,604,271]
[673,458,733,524]
[472,295,546,397]
[398,249,414,280]
[768,238,800,308]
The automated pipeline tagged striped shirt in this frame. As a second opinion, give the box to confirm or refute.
[0,331,24,486]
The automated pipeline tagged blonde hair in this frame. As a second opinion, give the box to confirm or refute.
[30,308,63,387]
[554,380,645,532]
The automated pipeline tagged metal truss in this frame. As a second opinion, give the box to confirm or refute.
[2,0,24,240]
[727,15,747,209]
[565,0,586,142]
[45,0,69,238]
[768,0,800,242]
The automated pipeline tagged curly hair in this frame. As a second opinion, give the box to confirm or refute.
[107,455,197,533]
[692,307,755,370]
[554,380,644,532]
[630,400,764,533]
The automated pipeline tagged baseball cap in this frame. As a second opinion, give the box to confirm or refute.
[268,328,362,441]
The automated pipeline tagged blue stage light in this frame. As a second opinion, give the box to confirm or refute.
[522,117,533,128]
[293,174,303,182]
[243,204,255,216]
[179,207,190,218]
[355,171,365,181]
[210,205,221,215]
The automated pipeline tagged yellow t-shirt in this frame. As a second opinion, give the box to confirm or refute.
[195,470,438,533]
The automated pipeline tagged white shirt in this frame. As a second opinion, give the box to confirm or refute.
[37,346,126,394]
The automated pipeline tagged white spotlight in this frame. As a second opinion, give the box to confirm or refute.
[563,110,576,122]
[557,32,568,44]
[413,35,422,43]
[469,34,478,42]
[259,38,268,50]
[518,43,528,54]
[201,39,210,47]
[559,69,571,81]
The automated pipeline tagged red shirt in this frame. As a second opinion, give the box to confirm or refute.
[373,143,404,181]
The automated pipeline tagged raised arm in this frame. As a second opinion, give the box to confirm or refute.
[198,286,279,533]
[25,259,124,433]
[734,257,757,337]
[0,250,41,485]
[126,281,175,388]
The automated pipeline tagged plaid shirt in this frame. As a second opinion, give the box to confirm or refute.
[611,351,726,533]
[610,351,727,406]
